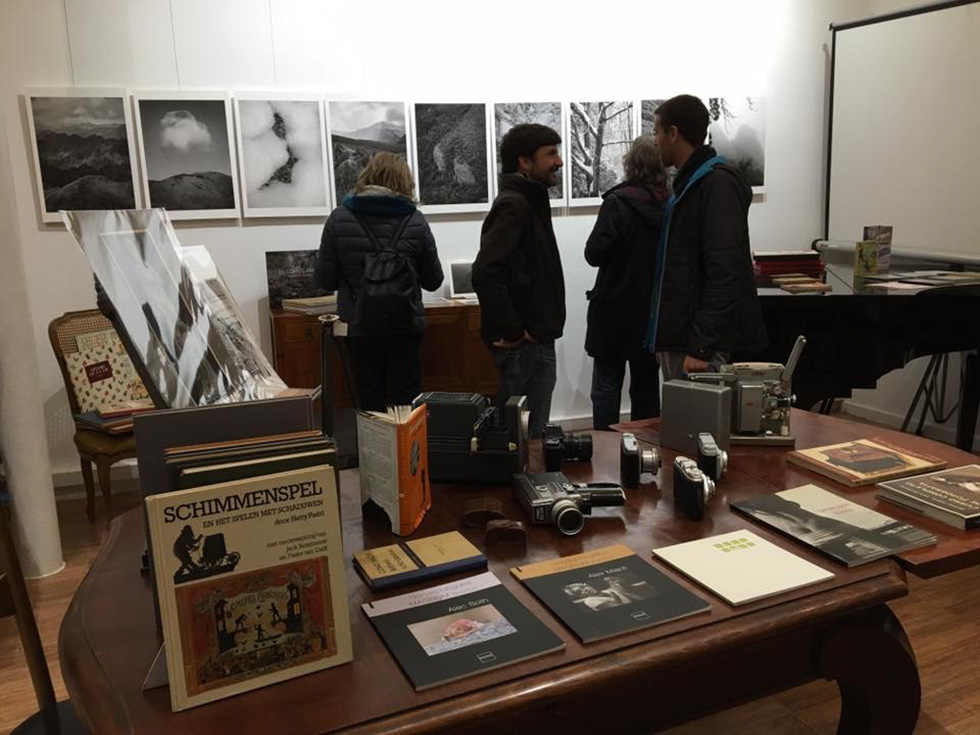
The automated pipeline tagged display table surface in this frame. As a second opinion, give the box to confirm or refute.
[60,411,978,735]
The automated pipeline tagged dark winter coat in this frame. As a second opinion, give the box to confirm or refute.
[472,174,565,344]
[654,145,767,358]
[317,192,443,336]
[585,182,667,359]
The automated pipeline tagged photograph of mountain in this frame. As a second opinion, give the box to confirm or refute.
[135,95,239,219]
[569,101,635,205]
[236,98,328,217]
[413,103,490,213]
[327,101,408,203]
[492,102,565,205]
[27,94,138,223]
[708,96,766,190]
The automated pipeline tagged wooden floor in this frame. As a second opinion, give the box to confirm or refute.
[2,486,980,734]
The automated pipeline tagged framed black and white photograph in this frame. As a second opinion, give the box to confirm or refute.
[264,249,328,309]
[133,92,240,220]
[326,100,410,205]
[234,94,330,218]
[567,101,635,207]
[25,89,140,224]
[639,99,668,136]
[491,102,567,207]
[448,260,476,299]
[707,96,767,192]
[411,103,492,214]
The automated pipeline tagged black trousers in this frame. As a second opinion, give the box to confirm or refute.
[345,334,423,412]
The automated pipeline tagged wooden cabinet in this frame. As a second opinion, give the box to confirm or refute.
[270,301,498,401]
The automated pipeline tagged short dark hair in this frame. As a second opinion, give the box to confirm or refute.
[655,95,709,147]
[499,123,561,174]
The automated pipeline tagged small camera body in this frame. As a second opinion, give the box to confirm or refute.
[620,433,662,489]
[673,457,716,521]
[696,432,728,481]
[513,471,625,536]
[542,423,594,472]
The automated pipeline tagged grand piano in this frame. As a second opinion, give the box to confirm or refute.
[750,259,980,451]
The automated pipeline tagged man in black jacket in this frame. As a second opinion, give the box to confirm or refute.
[473,124,565,437]
[646,95,767,379]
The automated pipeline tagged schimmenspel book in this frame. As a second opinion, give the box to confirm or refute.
[362,571,563,690]
[510,544,710,643]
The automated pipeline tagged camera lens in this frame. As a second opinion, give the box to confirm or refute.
[564,432,593,461]
[552,500,585,536]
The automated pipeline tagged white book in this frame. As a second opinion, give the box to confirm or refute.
[651,529,834,607]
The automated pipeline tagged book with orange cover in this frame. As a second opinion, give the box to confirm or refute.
[356,404,431,535]
[786,437,946,488]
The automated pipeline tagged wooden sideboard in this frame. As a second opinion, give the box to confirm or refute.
[270,300,499,399]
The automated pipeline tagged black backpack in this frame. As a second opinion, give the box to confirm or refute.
[351,211,418,333]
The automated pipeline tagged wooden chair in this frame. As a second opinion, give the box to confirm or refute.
[48,310,138,521]
[0,509,89,734]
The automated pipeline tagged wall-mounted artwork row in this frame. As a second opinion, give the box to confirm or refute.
[234,96,330,218]
[133,92,240,220]
[25,90,141,224]
[492,102,567,208]
[568,101,635,207]
[326,100,410,204]
[412,103,492,214]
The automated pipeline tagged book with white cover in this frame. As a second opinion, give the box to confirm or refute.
[651,530,834,606]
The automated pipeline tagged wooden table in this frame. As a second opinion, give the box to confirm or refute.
[60,411,979,735]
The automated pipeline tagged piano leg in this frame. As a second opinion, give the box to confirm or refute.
[957,350,979,452]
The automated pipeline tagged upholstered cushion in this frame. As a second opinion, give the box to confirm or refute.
[73,429,136,459]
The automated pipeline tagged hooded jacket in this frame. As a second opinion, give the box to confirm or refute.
[584,182,667,358]
[472,173,566,344]
[317,188,443,336]
[654,145,767,358]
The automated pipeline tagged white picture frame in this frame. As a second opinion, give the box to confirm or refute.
[133,91,241,220]
[411,102,493,215]
[233,92,331,218]
[448,260,477,299]
[24,87,141,224]
[566,100,636,208]
[490,101,568,208]
[324,99,412,208]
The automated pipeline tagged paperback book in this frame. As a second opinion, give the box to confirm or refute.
[652,529,834,606]
[786,438,946,487]
[363,571,564,690]
[354,531,487,591]
[510,544,709,642]
[877,465,980,530]
[732,484,936,566]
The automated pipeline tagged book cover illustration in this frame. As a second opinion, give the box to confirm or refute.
[877,465,980,530]
[732,484,936,567]
[652,529,834,607]
[146,464,352,711]
[176,557,337,698]
[511,545,709,642]
[862,224,893,272]
[264,249,328,309]
[363,571,563,690]
[786,438,946,487]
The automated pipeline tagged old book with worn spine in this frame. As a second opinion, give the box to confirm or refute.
[786,438,945,488]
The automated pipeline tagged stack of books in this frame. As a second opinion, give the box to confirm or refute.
[281,295,337,315]
[753,250,825,287]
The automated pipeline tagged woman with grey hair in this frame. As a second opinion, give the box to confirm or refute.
[584,136,669,430]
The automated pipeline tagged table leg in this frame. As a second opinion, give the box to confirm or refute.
[818,606,920,735]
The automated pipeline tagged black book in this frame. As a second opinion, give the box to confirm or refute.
[511,545,709,643]
[732,484,937,566]
[362,572,563,690]
[877,465,980,530]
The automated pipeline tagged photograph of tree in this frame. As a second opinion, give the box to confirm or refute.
[640,99,667,136]
[708,96,766,189]
[569,101,634,204]
[236,99,329,217]
[493,102,564,203]
[27,94,138,223]
[413,103,489,211]
[135,95,239,219]
[327,101,408,203]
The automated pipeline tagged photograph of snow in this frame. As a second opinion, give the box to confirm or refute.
[327,101,408,203]
[235,97,329,217]
[134,94,239,219]
[569,101,635,206]
[639,99,667,137]
[412,103,490,213]
[26,93,139,223]
[707,96,766,190]
[492,102,565,206]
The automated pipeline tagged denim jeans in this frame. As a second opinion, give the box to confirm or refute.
[657,351,729,383]
[591,351,661,430]
[491,341,557,440]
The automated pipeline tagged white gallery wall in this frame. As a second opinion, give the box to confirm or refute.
[7,0,959,484]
